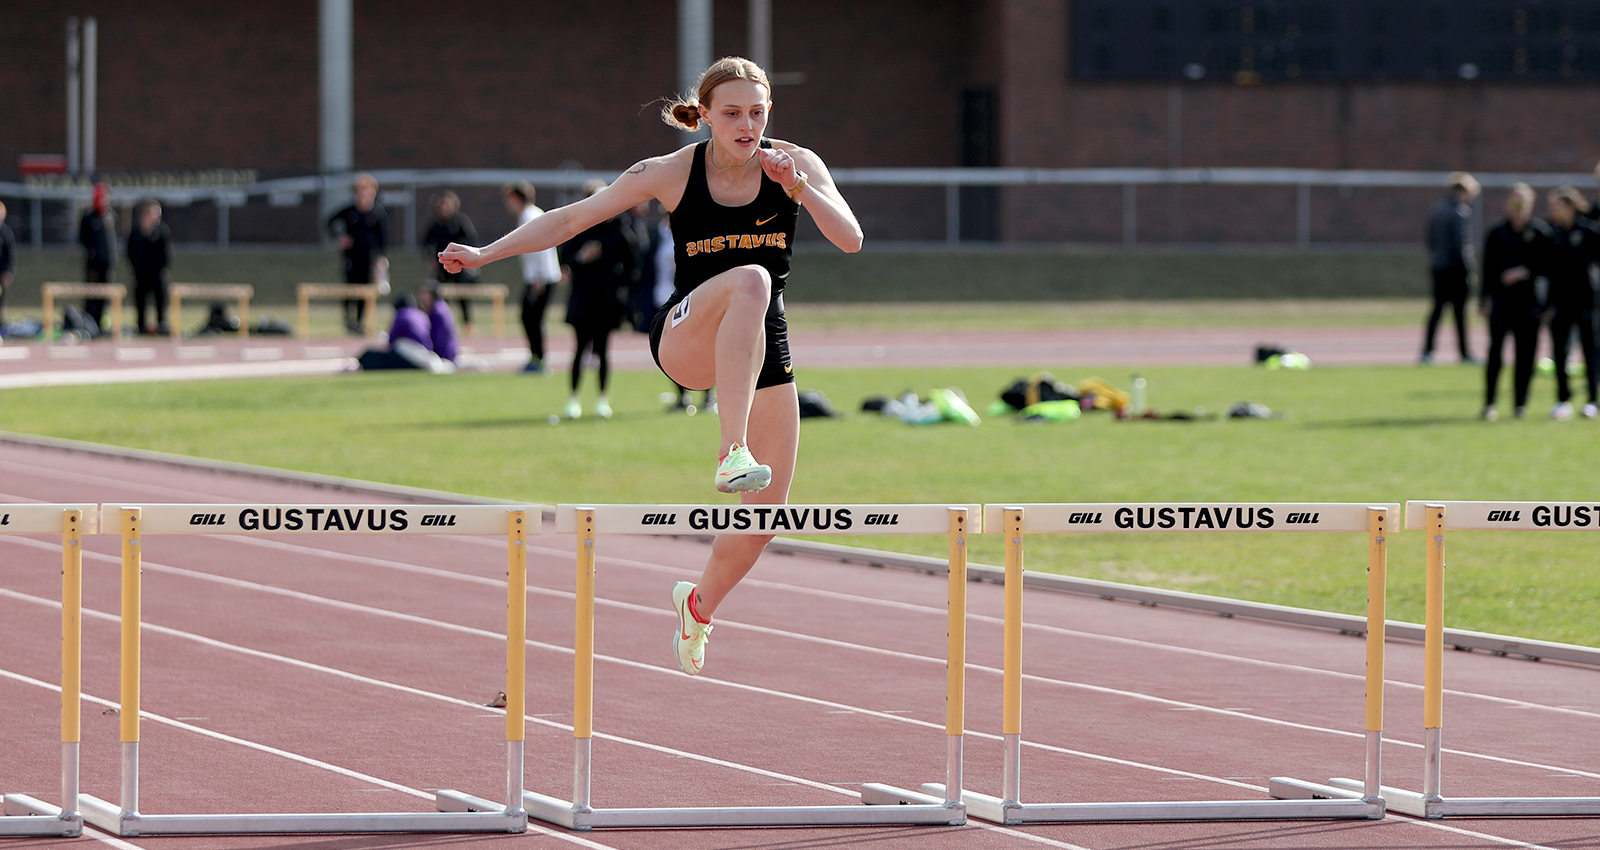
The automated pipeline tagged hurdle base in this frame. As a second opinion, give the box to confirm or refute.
[916,784,1383,824]
[0,795,82,837]
[79,792,524,836]
[1324,777,1600,819]
[504,789,963,831]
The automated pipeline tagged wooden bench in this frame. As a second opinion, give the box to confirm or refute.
[41,282,128,341]
[435,283,511,338]
[169,283,255,342]
[296,283,379,340]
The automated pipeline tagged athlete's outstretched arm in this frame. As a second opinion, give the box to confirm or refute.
[761,144,862,253]
[439,154,680,273]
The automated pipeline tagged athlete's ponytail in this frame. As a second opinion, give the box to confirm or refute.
[661,56,771,132]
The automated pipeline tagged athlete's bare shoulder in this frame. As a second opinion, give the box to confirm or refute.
[620,144,698,210]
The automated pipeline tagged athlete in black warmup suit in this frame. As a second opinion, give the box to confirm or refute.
[439,57,862,675]
[1543,187,1600,419]
[1478,184,1550,420]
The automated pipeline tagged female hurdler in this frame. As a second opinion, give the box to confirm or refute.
[439,57,862,675]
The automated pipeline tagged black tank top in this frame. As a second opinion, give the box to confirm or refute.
[670,140,798,308]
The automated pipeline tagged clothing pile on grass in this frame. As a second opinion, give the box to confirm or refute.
[862,388,982,426]
[983,372,1278,422]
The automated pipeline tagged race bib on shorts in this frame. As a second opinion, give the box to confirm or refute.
[670,294,692,328]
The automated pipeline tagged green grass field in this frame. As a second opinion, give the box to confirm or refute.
[2,311,1596,647]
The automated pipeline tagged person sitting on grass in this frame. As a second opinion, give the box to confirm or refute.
[357,294,450,372]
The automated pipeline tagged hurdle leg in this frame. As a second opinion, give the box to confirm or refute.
[1362,507,1387,806]
[1422,505,1445,809]
[121,507,142,820]
[1001,508,1024,809]
[297,286,310,342]
[111,290,124,342]
[168,291,182,344]
[42,288,54,345]
[62,510,84,830]
[237,294,250,340]
[505,511,528,819]
[945,508,967,806]
[492,292,505,340]
[573,509,596,819]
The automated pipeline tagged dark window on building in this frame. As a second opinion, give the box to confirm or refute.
[1070,0,1600,81]
[960,89,998,242]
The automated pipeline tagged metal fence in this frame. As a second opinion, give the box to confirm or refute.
[3,167,1593,250]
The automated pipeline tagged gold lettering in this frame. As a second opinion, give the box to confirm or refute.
[685,241,698,257]
[774,233,787,249]
[711,237,725,251]
[738,234,754,250]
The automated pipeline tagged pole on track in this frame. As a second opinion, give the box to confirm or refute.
[1363,507,1388,803]
[61,509,84,823]
[505,510,528,815]
[945,508,967,806]
[1422,504,1446,803]
[573,508,596,813]
[1001,508,1024,806]
[119,507,142,818]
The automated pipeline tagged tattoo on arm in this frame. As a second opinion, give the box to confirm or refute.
[626,162,648,175]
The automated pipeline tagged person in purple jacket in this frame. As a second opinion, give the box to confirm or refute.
[418,283,459,364]
[357,294,436,371]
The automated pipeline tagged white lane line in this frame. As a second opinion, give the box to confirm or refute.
[1,589,1561,850]
[0,668,621,850]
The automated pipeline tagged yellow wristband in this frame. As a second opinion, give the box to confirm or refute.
[786,170,808,201]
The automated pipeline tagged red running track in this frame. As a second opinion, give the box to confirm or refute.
[1,439,1598,849]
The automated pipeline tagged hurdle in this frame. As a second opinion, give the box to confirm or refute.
[435,283,509,338]
[76,503,536,836]
[0,505,95,838]
[42,282,127,342]
[296,283,378,340]
[168,283,254,343]
[1304,501,1600,818]
[872,502,1395,824]
[456,503,974,830]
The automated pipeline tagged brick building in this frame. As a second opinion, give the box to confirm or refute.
[5,1,1600,245]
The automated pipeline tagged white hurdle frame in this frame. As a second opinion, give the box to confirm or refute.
[872,502,1395,824]
[1308,501,1600,818]
[77,503,536,836]
[0,504,96,838]
[470,503,974,830]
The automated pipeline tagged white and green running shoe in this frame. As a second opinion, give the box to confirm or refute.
[671,581,712,675]
[715,442,771,493]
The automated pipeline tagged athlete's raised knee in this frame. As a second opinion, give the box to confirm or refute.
[729,265,772,302]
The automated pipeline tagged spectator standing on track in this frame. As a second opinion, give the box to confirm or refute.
[1542,187,1600,419]
[439,56,863,678]
[1478,184,1550,421]
[78,182,117,334]
[327,173,389,335]
[557,180,634,421]
[0,201,14,325]
[127,199,172,336]
[422,190,481,332]
[1421,172,1480,365]
[503,182,562,373]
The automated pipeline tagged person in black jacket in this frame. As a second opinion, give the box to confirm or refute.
[77,182,117,333]
[326,173,388,334]
[127,199,172,335]
[1421,172,1480,365]
[558,180,636,420]
[1478,184,1550,420]
[0,201,14,325]
[421,190,481,330]
[1543,187,1600,419]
